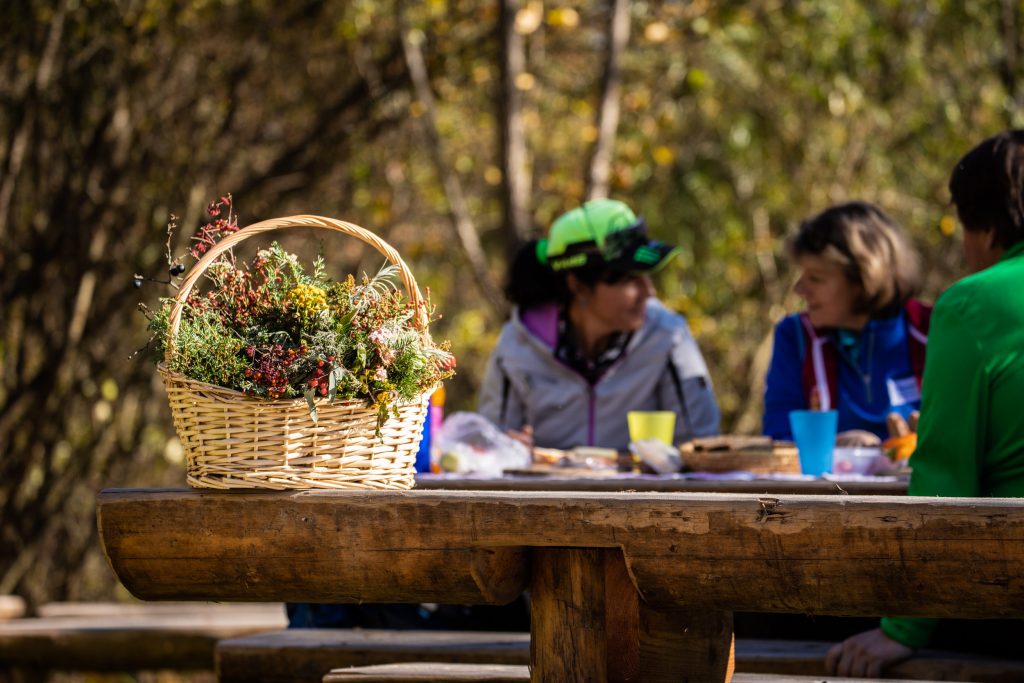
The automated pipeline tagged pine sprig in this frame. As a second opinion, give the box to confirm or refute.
[147,231,455,427]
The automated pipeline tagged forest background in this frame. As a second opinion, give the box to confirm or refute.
[2,0,1023,607]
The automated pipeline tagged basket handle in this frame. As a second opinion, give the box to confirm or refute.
[165,215,427,363]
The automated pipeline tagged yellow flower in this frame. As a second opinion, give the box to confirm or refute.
[286,283,328,325]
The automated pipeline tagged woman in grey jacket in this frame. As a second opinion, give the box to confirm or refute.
[478,199,720,451]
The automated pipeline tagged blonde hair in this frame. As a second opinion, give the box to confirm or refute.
[787,201,921,317]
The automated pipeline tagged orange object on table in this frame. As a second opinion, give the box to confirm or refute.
[883,432,917,463]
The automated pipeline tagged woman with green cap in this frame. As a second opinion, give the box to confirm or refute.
[477,198,720,450]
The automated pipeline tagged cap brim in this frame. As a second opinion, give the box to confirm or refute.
[615,241,682,274]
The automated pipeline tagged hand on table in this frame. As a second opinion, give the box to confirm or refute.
[506,425,534,450]
[825,627,913,678]
[887,411,920,437]
[884,411,920,463]
[834,411,922,449]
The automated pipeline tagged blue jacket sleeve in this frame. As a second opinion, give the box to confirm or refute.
[763,316,808,440]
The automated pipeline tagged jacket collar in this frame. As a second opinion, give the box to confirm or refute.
[511,299,663,357]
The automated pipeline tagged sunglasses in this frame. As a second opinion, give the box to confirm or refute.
[599,219,649,262]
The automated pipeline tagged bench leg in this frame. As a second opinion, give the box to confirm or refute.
[530,547,734,682]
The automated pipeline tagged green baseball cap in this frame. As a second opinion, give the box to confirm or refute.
[543,199,682,273]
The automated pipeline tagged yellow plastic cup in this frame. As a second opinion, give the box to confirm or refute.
[627,411,676,446]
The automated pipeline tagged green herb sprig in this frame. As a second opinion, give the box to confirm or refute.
[145,201,454,428]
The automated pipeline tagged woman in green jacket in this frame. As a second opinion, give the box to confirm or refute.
[827,130,1024,677]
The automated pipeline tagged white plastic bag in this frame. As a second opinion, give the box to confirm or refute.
[630,438,683,474]
[433,412,532,476]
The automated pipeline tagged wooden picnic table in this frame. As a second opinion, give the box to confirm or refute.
[97,488,1024,682]
[414,472,907,495]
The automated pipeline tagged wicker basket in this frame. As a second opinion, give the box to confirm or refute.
[161,215,431,490]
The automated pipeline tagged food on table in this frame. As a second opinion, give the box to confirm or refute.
[883,433,917,463]
[679,436,799,474]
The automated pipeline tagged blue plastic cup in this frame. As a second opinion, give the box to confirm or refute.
[789,410,838,476]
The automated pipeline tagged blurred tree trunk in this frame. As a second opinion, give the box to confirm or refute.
[585,0,630,201]
[0,0,409,607]
[999,0,1021,121]
[497,0,532,259]
[400,25,505,314]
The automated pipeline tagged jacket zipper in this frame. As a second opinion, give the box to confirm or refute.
[863,330,875,404]
[587,385,596,447]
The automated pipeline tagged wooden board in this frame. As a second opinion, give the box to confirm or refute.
[217,629,530,683]
[211,632,1024,683]
[735,639,1024,682]
[323,662,529,682]
[501,464,622,478]
[0,606,286,670]
[36,601,283,619]
[730,676,957,683]
[98,488,1024,619]
[321,664,959,683]
[414,474,907,496]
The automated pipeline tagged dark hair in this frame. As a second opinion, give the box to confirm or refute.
[504,240,633,309]
[505,240,566,309]
[787,201,921,318]
[948,129,1024,249]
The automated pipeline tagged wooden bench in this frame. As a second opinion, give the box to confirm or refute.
[737,639,1024,682]
[96,489,1024,682]
[0,597,25,622]
[216,629,531,683]
[0,601,286,671]
[320,663,964,683]
[323,662,529,682]
[216,630,1024,683]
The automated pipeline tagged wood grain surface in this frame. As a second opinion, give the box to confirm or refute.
[0,603,285,670]
[216,629,530,683]
[323,662,530,681]
[98,488,1024,619]
[321,664,959,683]
[212,632,1024,683]
[413,474,907,495]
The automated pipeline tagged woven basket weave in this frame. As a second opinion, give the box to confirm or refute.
[161,215,430,490]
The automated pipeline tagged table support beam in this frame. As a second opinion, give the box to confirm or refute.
[531,547,734,682]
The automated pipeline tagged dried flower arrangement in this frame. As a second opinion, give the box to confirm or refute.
[143,196,455,429]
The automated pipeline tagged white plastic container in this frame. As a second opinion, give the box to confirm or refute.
[832,447,885,475]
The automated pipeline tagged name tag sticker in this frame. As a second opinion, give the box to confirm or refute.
[887,376,921,407]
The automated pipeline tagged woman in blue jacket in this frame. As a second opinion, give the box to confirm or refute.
[763,202,929,445]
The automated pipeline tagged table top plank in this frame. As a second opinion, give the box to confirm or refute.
[98,489,1024,618]
[415,474,907,495]
[97,489,527,605]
